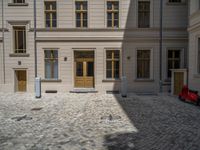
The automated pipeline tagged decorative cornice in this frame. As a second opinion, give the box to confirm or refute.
[36,36,188,42]
[7,20,30,25]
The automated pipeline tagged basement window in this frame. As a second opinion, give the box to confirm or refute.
[8,0,28,6]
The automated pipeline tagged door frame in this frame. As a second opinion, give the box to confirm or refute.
[14,69,28,92]
[72,48,96,88]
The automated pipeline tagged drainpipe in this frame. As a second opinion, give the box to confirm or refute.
[159,0,163,93]
[2,0,5,84]
[34,0,37,78]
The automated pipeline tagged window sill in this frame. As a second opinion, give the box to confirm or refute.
[134,79,154,82]
[102,79,121,82]
[9,53,30,57]
[8,3,29,6]
[193,74,200,78]
[41,79,62,82]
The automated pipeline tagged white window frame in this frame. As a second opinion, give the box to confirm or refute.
[103,48,122,80]
[136,0,153,28]
[135,48,154,80]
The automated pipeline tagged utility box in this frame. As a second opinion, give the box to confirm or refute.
[121,76,127,97]
[171,69,187,95]
[35,77,41,98]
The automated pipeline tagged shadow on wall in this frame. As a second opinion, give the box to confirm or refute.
[104,0,200,150]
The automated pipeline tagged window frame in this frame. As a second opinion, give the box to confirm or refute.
[135,48,153,80]
[75,0,88,28]
[137,0,151,28]
[44,49,59,79]
[106,0,120,28]
[167,49,181,78]
[44,1,57,29]
[104,49,121,80]
[13,26,26,54]
[13,0,25,3]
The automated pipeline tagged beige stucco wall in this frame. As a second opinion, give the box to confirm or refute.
[0,0,189,93]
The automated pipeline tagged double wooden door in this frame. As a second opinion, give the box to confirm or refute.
[15,70,27,92]
[74,51,94,88]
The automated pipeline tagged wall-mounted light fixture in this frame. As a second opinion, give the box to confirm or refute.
[127,56,131,60]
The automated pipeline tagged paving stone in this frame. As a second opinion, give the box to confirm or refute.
[0,92,200,150]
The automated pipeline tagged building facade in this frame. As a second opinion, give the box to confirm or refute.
[0,0,188,93]
[188,0,200,93]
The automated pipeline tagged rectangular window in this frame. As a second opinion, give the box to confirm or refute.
[137,50,150,78]
[167,50,181,78]
[75,1,88,28]
[138,1,150,28]
[198,39,200,74]
[13,26,26,53]
[107,1,119,28]
[106,50,120,79]
[45,1,57,28]
[13,0,25,3]
[44,50,58,79]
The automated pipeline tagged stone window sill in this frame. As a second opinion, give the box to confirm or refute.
[102,79,121,82]
[41,79,62,83]
[8,3,29,6]
[9,53,30,57]
[134,79,154,82]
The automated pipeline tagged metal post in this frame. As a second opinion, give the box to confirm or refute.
[2,0,5,84]
[159,0,163,93]
[34,0,37,78]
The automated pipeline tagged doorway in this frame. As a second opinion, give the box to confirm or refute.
[74,51,94,88]
[15,70,27,92]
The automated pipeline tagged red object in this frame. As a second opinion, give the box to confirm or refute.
[179,85,199,103]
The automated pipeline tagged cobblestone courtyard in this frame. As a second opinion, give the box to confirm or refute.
[0,93,200,150]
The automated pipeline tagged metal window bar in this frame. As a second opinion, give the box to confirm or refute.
[14,27,26,53]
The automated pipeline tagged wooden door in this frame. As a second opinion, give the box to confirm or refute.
[16,70,27,92]
[74,51,94,88]
[174,72,184,95]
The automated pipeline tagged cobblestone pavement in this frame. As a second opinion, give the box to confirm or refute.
[0,93,200,150]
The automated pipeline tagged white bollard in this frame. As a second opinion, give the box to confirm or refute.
[121,76,127,97]
[35,77,41,98]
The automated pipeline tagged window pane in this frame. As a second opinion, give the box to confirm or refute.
[54,60,58,79]
[137,50,150,78]
[107,2,112,10]
[45,50,58,79]
[138,1,150,28]
[114,61,119,78]
[167,50,180,78]
[45,60,51,79]
[14,26,26,53]
[87,62,94,76]
[76,62,83,76]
